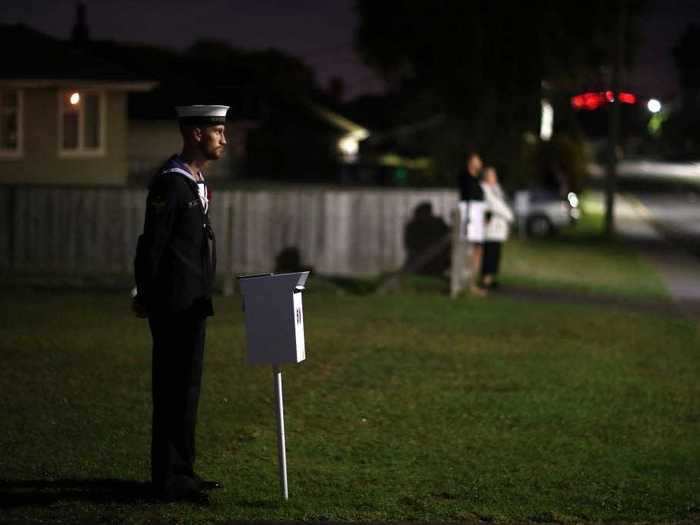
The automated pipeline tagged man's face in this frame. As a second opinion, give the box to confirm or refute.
[198,125,227,160]
[467,154,482,176]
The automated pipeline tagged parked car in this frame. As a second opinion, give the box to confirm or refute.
[513,189,580,237]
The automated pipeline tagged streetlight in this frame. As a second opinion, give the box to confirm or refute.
[647,98,662,113]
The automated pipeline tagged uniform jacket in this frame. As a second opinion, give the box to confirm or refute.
[482,182,514,242]
[134,155,216,316]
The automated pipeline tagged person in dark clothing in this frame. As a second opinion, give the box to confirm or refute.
[133,104,227,503]
[457,152,487,296]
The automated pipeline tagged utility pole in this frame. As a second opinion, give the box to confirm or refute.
[605,0,626,237]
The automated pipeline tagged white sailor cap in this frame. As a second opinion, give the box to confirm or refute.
[176,105,229,125]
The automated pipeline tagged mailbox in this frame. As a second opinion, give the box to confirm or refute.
[239,271,309,500]
[239,271,309,365]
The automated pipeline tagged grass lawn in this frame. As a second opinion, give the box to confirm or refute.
[500,193,668,300]
[1,285,698,524]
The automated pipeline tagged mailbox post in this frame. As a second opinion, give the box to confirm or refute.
[239,271,309,500]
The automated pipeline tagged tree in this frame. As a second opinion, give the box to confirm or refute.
[673,23,700,111]
[185,40,319,102]
[658,23,700,160]
[353,0,643,196]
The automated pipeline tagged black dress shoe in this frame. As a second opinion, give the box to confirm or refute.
[192,473,224,491]
[154,476,210,504]
[198,480,224,491]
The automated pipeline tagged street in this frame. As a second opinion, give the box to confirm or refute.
[611,159,700,250]
[632,191,700,247]
[595,159,700,309]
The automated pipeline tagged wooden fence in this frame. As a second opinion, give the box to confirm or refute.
[0,186,459,280]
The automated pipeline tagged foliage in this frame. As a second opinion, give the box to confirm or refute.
[185,40,319,102]
[354,0,645,113]
[653,111,700,161]
[353,0,645,185]
[245,99,340,181]
[672,23,700,99]
[516,133,592,193]
[657,23,700,160]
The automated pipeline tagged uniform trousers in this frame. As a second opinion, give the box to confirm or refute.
[148,310,206,496]
[481,241,503,276]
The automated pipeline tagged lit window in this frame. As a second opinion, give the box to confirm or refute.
[59,90,105,155]
[0,89,22,157]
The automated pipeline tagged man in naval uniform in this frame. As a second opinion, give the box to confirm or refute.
[133,104,227,502]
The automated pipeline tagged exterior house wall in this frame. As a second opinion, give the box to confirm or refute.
[127,120,181,180]
[0,88,128,186]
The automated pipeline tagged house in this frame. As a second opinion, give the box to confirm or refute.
[0,16,369,187]
[85,39,258,183]
[352,115,444,186]
[311,105,370,163]
[0,24,156,186]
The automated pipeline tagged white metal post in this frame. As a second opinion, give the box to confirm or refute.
[273,365,289,500]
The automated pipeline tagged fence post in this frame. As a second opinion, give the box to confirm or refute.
[449,207,470,298]
[8,185,17,271]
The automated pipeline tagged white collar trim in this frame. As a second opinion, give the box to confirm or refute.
[163,167,209,213]
[163,167,205,184]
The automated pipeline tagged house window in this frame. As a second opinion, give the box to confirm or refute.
[0,89,22,157]
[59,90,105,156]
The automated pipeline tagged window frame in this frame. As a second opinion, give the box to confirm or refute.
[57,89,107,158]
[0,88,24,159]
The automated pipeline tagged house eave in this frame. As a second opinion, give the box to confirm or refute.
[0,79,158,92]
[311,104,369,137]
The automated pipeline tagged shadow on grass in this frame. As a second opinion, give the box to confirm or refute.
[318,274,451,296]
[0,478,154,508]
[235,498,280,510]
[322,275,382,295]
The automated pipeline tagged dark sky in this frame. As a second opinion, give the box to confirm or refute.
[2,0,699,101]
[0,0,386,100]
[629,0,700,98]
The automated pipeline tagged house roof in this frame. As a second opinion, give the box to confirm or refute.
[0,24,156,90]
[311,104,369,137]
[83,40,201,119]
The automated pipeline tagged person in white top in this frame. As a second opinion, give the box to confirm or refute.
[480,166,514,289]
